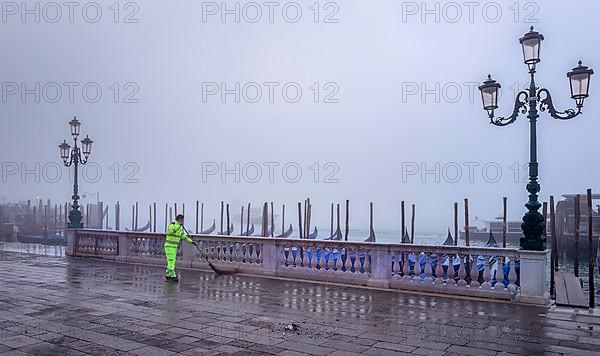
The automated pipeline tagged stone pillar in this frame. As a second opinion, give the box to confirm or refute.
[117,232,127,262]
[66,229,76,256]
[262,240,278,276]
[367,248,391,288]
[518,249,550,305]
[181,241,196,268]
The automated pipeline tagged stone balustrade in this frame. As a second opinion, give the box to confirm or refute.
[66,229,550,305]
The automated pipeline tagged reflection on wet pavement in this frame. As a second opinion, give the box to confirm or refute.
[0,246,599,355]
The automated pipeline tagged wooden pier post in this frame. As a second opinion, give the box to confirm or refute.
[220,201,224,235]
[116,202,120,231]
[550,195,556,298]
[153,202,157,233]
[131,205,135,231]
[149,205,152,232]
[330,203,334,237]
[271,202,274,237]
[345,199,349,241]
[587,189,595,308]
[164,203,168,231]
[454,202,458,246]
[134,202,139,231]
[298,202,303,239]
[304,199,308,239]
[543,202,548,240]
[241,206,245,235]
[502,197,507,248]
[195,201,199,234]
[370,202,374,234]
[182,203,185,217]
[410,204,415,244]
[201,203,205,232]
[308,202,312,238]
[464,198,470,246]
[226,203,230,235]
[263,202,268,237]
[401,201,405,243]
[574,195,580,277]
[281,204,285,236]
[246,203,250,236]
[336,203,340,238]
[169,207,173,223]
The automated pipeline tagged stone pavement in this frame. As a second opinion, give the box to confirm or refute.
[0,249,599,356]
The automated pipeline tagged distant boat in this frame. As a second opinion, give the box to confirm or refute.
[277,224,293,238]
[201,220,216,234]
[324,228,342,241]
[219,224,234,235]
[363,227,376,242]
[443,228,454,246]
[241,223,255,236]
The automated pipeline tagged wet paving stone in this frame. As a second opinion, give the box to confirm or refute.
[1,249,600,355]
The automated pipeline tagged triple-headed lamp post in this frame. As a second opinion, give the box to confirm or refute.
[479,27,593,251]
[59,117,94,229]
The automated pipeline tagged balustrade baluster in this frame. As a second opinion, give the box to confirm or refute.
[495,256,505,289]
[317,244,325,270]
[470,255,480,288]
[333,247,341,271]
[481,255,492,289]
[508,258,518,291]
[413,253,421,281]
[424,252,433,282]
[402,252,411,281]
[446,254,456,285]
[434,254,444,284]
[362,248,371,274]
[457,254,467,286]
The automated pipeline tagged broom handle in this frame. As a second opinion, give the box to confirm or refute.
[182,225,211,263]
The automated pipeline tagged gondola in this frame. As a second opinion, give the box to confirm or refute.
[241,223,255,236]
[276,224,293,238]
[201,220,216,235]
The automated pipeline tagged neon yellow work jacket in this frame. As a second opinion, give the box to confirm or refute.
[165,221,193,247]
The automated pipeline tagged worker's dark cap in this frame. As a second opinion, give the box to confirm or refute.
[176,214,184,220]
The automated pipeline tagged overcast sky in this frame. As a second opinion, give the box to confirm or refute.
[1,0,598,234]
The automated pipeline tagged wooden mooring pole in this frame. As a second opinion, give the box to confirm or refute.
[464,198,470,246]
[401,201,405,243]
[454,202,458,246]
[297,202,303,238]
[330,203,334,237]
[220,201,224,235]
[281,204,285,236]
[587,189,595,308]
[226,203,230,235]
[502,197,507,248]
[246,203,250,236]
[410,204,415,244]
[550,195,556,298]
[195,201,199,234]
[574,194,580,277]
[345,199,349,241]
[241,206,245,235]
[271,202,274,237]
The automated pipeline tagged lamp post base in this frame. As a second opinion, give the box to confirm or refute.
[68,208,84,229]
[521,210,546,251]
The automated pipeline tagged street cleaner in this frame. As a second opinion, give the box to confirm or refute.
[165,214,197,282]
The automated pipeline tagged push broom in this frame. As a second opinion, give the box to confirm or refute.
[182,226,238,275]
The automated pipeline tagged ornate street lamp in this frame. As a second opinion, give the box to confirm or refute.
[60,116,94,229]
[479,27,593,251]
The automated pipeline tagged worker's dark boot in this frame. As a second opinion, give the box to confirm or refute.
[170,276,179,282]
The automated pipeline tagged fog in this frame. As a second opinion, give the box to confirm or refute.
[1,0,599,234]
